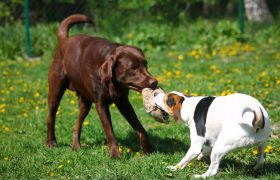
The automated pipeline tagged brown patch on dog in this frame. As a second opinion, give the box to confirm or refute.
[252,107,265,132]
[164,93,185,122]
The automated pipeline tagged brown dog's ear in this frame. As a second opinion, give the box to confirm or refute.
[99,55,117,83]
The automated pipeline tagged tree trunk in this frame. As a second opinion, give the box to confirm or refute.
[244,0,273,22]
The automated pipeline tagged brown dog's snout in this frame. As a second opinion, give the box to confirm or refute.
[149,78,158,89]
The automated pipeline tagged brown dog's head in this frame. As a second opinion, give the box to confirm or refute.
[154,92,185,122]
[99,46,158,92]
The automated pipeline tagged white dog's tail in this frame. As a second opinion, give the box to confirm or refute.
[241,106,265,133]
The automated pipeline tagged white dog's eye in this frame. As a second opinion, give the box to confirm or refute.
[154,92,159,97]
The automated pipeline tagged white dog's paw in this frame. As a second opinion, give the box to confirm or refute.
[167,165,180,171]
[193,174,207,179]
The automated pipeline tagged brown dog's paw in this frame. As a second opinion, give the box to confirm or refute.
[110,147,121,159]
[141,144,154,154]
[72,143,81,151]
[46,140,58,148]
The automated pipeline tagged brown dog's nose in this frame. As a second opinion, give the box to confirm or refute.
[149,79,158,89]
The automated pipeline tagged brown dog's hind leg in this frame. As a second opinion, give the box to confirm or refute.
[46,58,68,147]
[96,102,121,158]
[115,97,153,154]
[72,96,92,150]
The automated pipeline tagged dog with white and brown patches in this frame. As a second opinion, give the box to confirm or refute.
[154,91,271,178]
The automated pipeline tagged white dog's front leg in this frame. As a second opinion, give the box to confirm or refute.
[168,143,202,171]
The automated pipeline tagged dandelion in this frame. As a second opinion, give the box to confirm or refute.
[135,151,141,157]
[83,121,90,126]
[3,70,9,76]
[111,103,116,108]
[178,54,184,61]
[49,172,55,177]
[70,100,75,105]
[253,149,259,156]
[165,71,172,78]
[187,163,193,167]
[186,73,193,79]
[126,148,131,154]
[118,146,123,153]
[23,113,28,117]
[175,165,180,170]
[167,51,174,57]
[264,145,272,154]
[3,156,9,161]
[18,97,24,103]
[175,70,181,77]
[127,33,133,39]
[34,92,40,98]
[4,127,10,132]
[57,164,63,169]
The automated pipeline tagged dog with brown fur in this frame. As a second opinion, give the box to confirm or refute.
[46,14,158,158]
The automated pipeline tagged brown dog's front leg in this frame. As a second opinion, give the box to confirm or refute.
[115,97,153,154]
[96,102,121,158]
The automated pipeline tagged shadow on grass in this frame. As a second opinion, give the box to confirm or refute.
[215,158,280,178]
[118,131,188,154]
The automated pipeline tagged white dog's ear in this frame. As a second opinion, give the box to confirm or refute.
[167,94,184,122]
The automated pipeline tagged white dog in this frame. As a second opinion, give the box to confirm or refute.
[154,92,271,178]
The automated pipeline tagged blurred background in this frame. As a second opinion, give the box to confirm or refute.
[0,0,279,59]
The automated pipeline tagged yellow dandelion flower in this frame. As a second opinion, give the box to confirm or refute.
[118,146,122,153]
[186,73,193,79]
[3,157,9,161]
[70,100,75,105]
[4,127,10,132]
[0,104,6,109]
[175,165,180,170]
[264,145,272,154]
[112,103,116,108]
[166,71,172,77]
[191,92,198,96]
[23,113,28,117]
[276,80,280,85]
[175,70,181,77]
[126,148,131,154]
[127,33,133,39]
[253,149,258,156]
[49,172,55,177]
[184,89,189,94]
[35,106,39,110]
[135,151,141,157]
[57,164,63,169]
[0,109,5,113]
[18,97,24,103]
[168,51,174,57]
[187,163,193,167]
[210,65,217,71]
[34,92,40,98]
[83,121,90,126]
[178,54,184,61]
[3,70,9,76]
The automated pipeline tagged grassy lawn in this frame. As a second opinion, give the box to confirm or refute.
[0,20,280,179]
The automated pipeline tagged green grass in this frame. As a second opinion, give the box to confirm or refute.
[0,20,280,179]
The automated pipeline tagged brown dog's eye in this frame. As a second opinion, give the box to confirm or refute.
[167,98,175,107]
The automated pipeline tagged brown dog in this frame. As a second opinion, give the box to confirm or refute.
[46,14,158,158]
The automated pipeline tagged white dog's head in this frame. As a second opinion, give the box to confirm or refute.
[154,91,185,122]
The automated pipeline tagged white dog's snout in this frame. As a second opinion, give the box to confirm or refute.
[154,93,166,110]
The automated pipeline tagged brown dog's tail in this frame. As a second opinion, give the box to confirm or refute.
[57,14,92,44]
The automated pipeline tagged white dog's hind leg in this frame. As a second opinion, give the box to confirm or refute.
[194,139,236,178]
[254,143,266,170]
[197,145,212,161]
